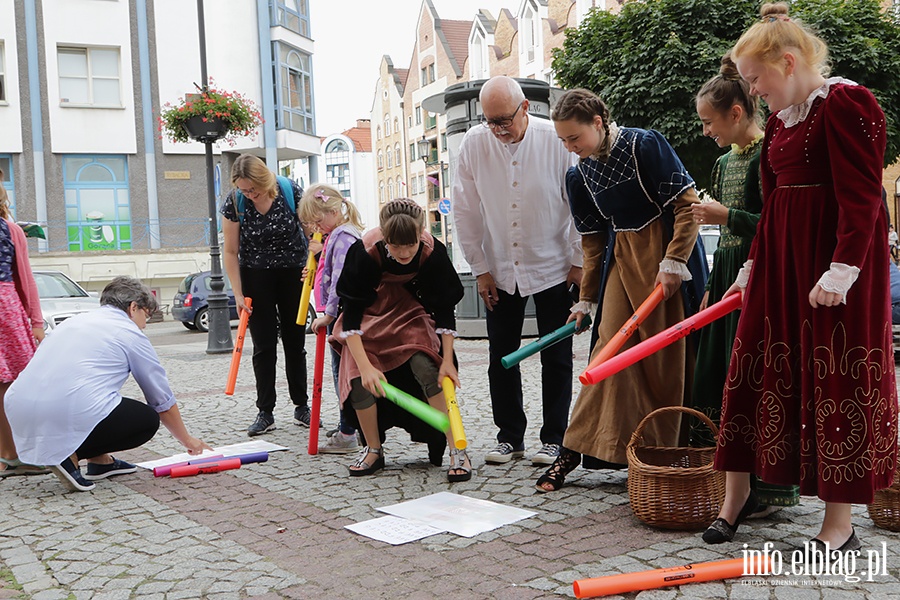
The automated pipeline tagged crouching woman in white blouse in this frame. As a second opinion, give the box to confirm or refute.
[5,276,211,492]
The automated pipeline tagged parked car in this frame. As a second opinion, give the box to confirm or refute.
[699,225,720,272]
[173,271,316,333]
[33,270,101,332]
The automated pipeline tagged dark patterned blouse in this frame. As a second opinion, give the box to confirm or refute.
[220,179,308,269]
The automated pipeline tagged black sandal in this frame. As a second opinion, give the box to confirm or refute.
[535,448,581,493]
[447,448,472,482]
[348,447,384,477]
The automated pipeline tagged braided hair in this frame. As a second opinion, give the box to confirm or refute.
[552,89,612,158]
[696,52,760,126]
[380,198,425,245]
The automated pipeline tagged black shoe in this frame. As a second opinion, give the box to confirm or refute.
[793,527,862,564]
[247,411,275,437]
[293,406,322,428]
[84,457,137,481]
[50,458,95,492]
[702,490,759,544]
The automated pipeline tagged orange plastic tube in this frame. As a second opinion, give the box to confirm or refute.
[225,297,253,395]
[307,328,326,455]
[574,555,769,598]
[169,458,242,478]
[296,232,322,325]
[579,284,664,385]
[581,293,742,385]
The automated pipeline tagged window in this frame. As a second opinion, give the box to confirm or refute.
[409,143,416,161]
[429,64,435,84]
[63,155,131,251]
[272,0,310,37]
[415,106,422,125]
[441,133,447,151]
[411,176,418,195]
[384,115,390,136]
[388,178,394,201]
[0,43,5,102]
[408,115,412,128]
[395,144,402,166]
[377,150,384,170]
[379,180,385,203]
[386,147,393,168]
[394,117,400,135]
[376,126,381,140]
[418,174,425,192]
[275,42,314,134]
[521,1,538,64]
[0,156,15,218]
[425,112,437,130]
[58,47,121,107]
[324,139,351,198]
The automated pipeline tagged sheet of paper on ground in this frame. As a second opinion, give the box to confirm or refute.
[136,440,289,470]
[345,515,446,545]
[378,491,537,538]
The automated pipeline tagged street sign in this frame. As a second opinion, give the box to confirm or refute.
[438,198,451,215]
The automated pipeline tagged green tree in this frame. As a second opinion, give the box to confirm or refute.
[552,0,900,190]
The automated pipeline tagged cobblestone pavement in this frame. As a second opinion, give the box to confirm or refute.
[1,320,899,599]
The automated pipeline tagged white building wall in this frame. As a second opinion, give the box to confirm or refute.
[43,0,137,154]
[350,151,376,233]
[154,0,263,156]
[0,0,23,153]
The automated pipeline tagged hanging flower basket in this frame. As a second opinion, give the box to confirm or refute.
[158,79,263,147]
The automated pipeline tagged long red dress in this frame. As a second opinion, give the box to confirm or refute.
[714,81,898,504]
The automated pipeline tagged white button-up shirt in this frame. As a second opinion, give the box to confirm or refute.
[6,305,177,466]
[452,116,581,297]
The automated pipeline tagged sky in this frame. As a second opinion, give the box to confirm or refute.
[310,0,513,135]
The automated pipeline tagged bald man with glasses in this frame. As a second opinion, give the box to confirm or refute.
[453,76,581,468]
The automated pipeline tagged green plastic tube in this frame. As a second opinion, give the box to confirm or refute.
[380,382,450,433]
[501,314,592,369]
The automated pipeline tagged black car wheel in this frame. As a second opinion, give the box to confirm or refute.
[305,304,316,334]
[195,307,209,332]
[182,321,198,331]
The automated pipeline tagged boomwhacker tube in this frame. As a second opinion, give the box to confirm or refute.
[501,314,592,369]
[380,382,450,433]
[308,328,326,455]
[153,452,269,477]
[581,293,742,385]
[296,232,322,325]
[170,457,242,478]
[441,377,467,449]
[573,555,769,598]
[225,297,253,395]
[579,284,664,384]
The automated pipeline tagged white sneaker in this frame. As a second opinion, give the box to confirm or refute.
[531,443,561,466]
[319,432,361,454]
[484,442,525,464]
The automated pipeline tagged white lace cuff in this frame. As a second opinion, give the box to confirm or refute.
[338,329,363,339]
[570,301,597,316]
[815,262,860,303]
[435,328,458,337]
[659,259,692,281]
[735,259,753,289]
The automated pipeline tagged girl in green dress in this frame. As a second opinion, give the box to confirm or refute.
[691,53,799,543]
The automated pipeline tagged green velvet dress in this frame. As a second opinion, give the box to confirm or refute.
[690,137,799,507]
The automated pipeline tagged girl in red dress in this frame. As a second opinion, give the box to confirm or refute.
[713,3,897,553]
[0,179,47,476]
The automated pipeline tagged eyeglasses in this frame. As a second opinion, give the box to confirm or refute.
[481,102,524,129]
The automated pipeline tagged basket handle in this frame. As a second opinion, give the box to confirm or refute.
[629,406,719,448]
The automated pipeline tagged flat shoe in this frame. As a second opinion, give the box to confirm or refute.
[809,528,861,554]
[702,490,759,544]
[0,461,51,477]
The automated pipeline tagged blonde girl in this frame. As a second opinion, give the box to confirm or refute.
[298,184,364,453]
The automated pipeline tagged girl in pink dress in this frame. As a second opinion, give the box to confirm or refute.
[0,180,47,476]
[714,2,896,553]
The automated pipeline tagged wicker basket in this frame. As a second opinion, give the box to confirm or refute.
[626,406,725,530]
[868,465,900,531]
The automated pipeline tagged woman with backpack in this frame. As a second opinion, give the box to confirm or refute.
[222,154,312,436]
